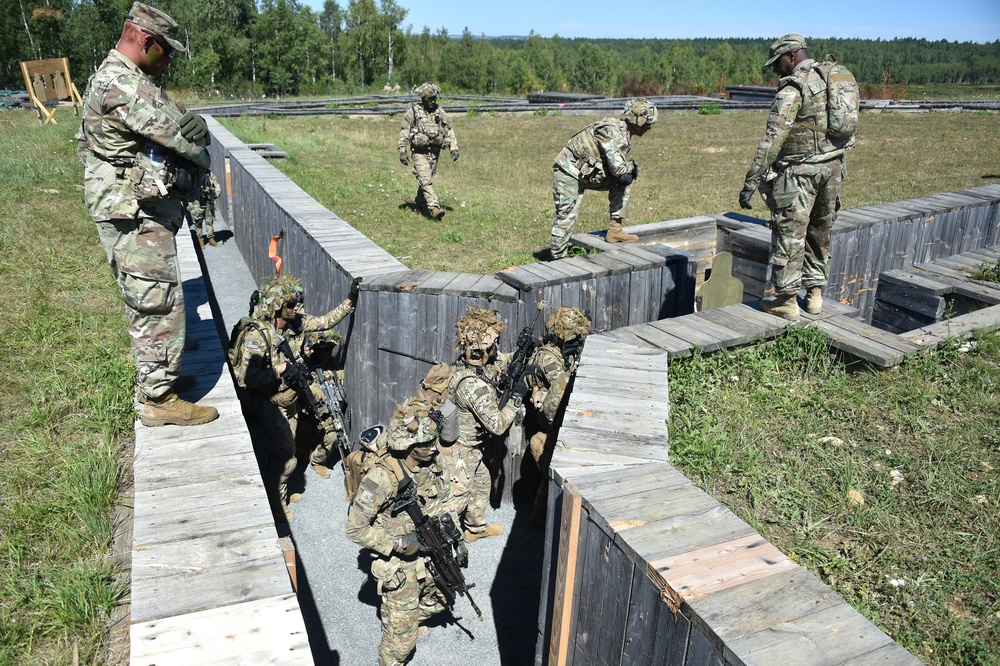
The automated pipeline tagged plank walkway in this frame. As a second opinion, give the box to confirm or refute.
[128,230,312,665]
[543,332,923,666]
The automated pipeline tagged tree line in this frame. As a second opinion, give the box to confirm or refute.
[3,0,999,98]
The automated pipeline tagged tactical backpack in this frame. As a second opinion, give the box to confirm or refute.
[800,57,860,148]
[227,316,270,388]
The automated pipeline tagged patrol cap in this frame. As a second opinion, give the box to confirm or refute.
[126,2,187,53]
[764,34,807,67]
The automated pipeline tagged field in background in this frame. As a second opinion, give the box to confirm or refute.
[222,109,1000,274]
[0,111,134,664]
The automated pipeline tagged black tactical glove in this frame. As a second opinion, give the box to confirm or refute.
[348,276,362,303]
[280,362,300,383]
[562,336,585,361]
[511,373,533,401]
[451,149,460,161]
[455,542,469,568]
[395,532,428,557]
[399,151,410,166]
[179,110,209,144]
[631,160,639,181]
[618,171,634,187]
[739,185,756,210]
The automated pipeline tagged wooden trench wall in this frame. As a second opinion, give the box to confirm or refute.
[206,116,1000,664]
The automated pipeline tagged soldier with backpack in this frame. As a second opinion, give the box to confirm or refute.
[229,273,359,522]
[739,34,859,321]
[346,397,467,666]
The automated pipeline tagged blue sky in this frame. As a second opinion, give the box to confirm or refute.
[302,0,1000,43]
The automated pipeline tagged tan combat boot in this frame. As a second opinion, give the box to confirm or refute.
[140,392,219,427]
[464,524,503,542]
[804,287,823,315]
[310,463,331,479]
[429,207,445,220]
[606,220,638,243]
[760,293,800,321]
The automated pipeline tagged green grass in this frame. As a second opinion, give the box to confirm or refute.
[220,109,1000,274]
[669,327,1000,665]
[0,111,134,665]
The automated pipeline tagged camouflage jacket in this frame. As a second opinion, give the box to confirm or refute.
[234,300,354,393]
[449,354,518,447]
[527,343,573,423]
[554,117,633,186]
[78,49,210,223]
[743,59,846,190]
[345,453,455,558]
[398,104,457,153]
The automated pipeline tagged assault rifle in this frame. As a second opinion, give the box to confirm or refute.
[391,478,483,621]
[275,337,352,465]
[497,302,545,408]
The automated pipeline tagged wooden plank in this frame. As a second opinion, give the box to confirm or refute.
[647,317,729,352]
[819,315,923,355]
[549,483,583,666]
[620,502,757,565]
[130,594,312,665]
[697,307,777,346]
[619,324,694,357]
[815,319,908,367]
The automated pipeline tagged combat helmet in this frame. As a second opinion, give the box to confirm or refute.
[546,306,592,341]
[256,274,303,319]
[455,307,504,364]
[414,82,440,100]
[386,397,440,452]
[623,98,658,128]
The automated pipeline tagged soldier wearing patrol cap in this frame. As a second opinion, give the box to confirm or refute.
[78,2,216,426]
[739,34,855,321]
[549,98,658,260]
[398,82,459,220]
[346,397,466,666]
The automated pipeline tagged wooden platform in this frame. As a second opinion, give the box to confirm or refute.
[128,230,312,665]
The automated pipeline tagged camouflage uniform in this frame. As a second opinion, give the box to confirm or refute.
[550,99,657,258]
[233,276,354,514]
[78,5,208,405]
[346,401,460,666]
[742,37,850,297]
[448,309,519,537]
[186,170,221,247]
[526,307,590,525]
[398,83,458,218]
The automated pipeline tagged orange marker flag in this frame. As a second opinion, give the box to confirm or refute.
[268,235,283,276]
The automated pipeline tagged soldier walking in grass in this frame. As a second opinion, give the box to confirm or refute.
[78,2,217,427]
[739,34,858,321]
[549,98,658,259]
[398,82,459,220]
[346,397,467,666]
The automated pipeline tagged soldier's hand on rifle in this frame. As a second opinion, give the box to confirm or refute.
[739,184,756,210]
[179,110,209,144]
[399,151,410,166]
[618,170,634,187]
[512,373,533,402]
[348,276,362,304]
[279,362,300,383]
[451,149,460,162]
[395,532,428,557]
[455,542,469,568]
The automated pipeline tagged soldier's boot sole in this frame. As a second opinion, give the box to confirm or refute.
[761,294,800,321]
[804,287,823,315]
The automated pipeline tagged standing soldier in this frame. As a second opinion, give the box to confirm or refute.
[525,307,591,526]
[78,2,217,426]
[739,34,857,321]
[549,98,658,259]
[346,397,467,666]
[398,82,459,220]
[448,308,531,542]
[230,273,358,521]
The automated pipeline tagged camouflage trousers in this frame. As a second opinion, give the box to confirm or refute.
[411,149,441,213]
[375,556,447,665]
[764,158,845,295]
[550,167,630,258]
[96,217,184,401]
[186,197,215,240]
[440,442,491,533]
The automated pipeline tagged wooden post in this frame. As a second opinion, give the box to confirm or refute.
[278,537,297,592]
[548,482,583,666]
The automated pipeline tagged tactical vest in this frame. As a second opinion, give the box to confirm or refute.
[560,118,628,183]
[410,106,447,149]
[448,365,497,447]
[777,60,844,162]
[366,452,447,539]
